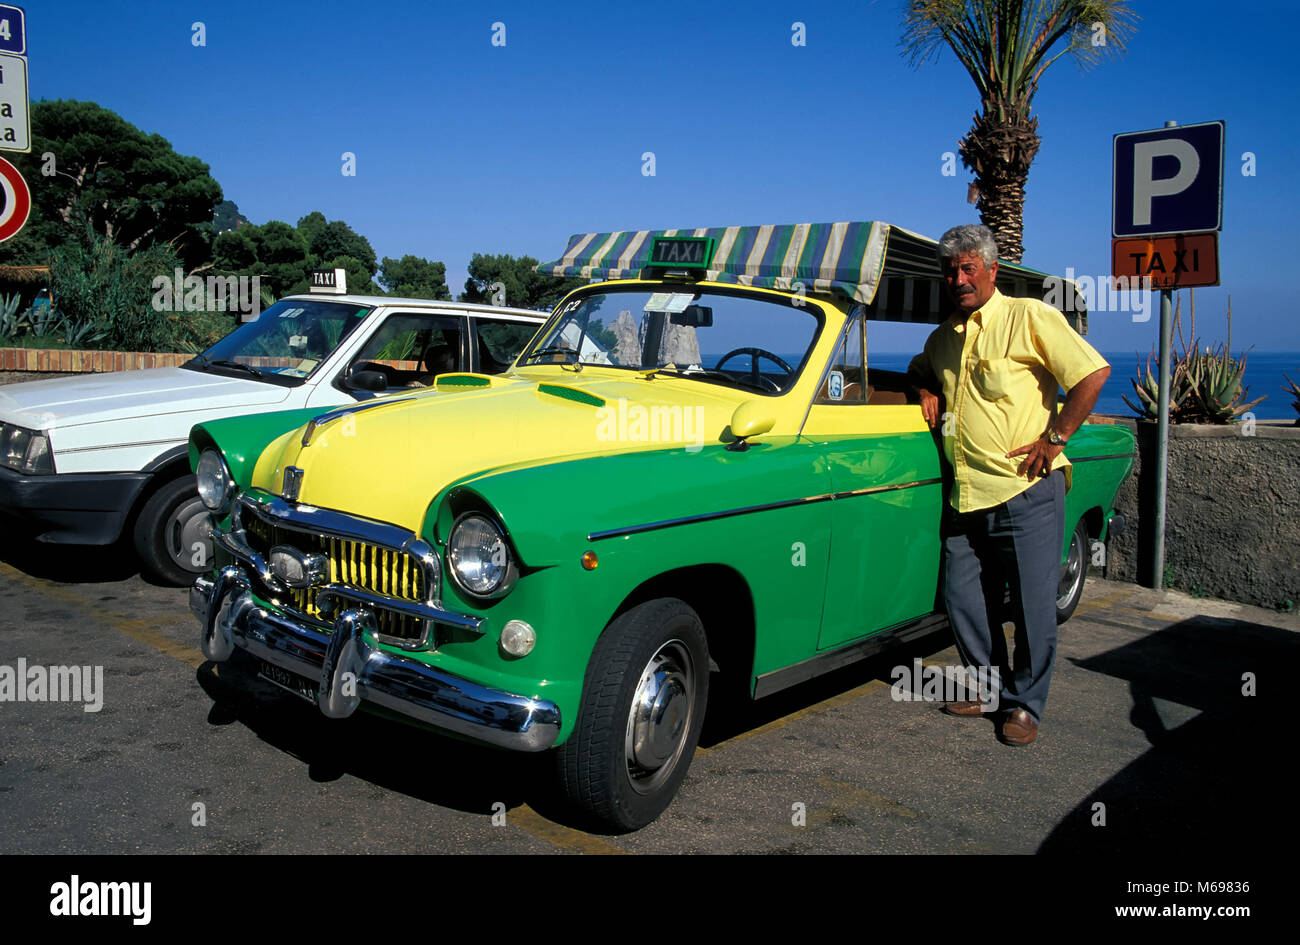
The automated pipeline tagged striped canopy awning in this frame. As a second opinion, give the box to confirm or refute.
[537,223,1086,334]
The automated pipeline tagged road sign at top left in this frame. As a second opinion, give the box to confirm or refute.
[0,4,25,54]
[0,4,26,153]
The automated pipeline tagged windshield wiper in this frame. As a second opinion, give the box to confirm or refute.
[209,359,265,378]
[526,346,583,370]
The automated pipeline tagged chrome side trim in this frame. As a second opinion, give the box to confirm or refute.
[1068,452,1136,463]
[586,477,942,542]
[587,493,835,541]
[190,575,559,751]
[831,477,943,500]
[753,612,950,699]
[56,437,185,456]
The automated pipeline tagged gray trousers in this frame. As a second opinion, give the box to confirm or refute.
[941,470,1065,722]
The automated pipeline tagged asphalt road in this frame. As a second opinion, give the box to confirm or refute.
[0,533,1295,857]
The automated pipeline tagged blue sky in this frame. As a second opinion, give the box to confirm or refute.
[19,0,1300,353]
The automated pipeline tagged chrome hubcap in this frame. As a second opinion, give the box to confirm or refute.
[625,640,695,795]
[1057,533,1084,609]
[168,497,214,572]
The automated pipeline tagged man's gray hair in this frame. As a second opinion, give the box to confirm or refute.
[937,224,998,267]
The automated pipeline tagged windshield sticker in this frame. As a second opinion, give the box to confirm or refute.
[643,293,694,314]
[828,370,844,401]
[278,307,305,319]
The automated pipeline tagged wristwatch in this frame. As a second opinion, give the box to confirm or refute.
[1047,429,1069,446]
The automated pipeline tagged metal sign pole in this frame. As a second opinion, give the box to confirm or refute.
[1150,119,1178,589]
[1153,285,1173,587]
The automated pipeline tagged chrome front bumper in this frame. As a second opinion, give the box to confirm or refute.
[191,567,560,751]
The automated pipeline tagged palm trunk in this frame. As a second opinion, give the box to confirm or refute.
[958,108,1040,263]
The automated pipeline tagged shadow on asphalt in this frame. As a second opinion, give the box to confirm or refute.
[0,530,143,583]
[1040,615,1295,854]
[0,528,192,588]
[196,655,549,822]
[192,629,962,836]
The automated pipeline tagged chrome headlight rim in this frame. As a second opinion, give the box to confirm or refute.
[196,449,235,513]
[0,422,55,475]
[446,511,517,601]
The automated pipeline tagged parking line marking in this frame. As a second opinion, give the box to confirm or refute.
[0,561,206,667]
[509,804,628,854]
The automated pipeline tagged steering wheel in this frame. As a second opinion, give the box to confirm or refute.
[714,347,794,392]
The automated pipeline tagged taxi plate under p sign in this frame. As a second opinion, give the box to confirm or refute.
[1111,232,1219,289]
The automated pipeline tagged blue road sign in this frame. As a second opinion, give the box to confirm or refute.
[0,4,24,56]
[1113,120,1224,237]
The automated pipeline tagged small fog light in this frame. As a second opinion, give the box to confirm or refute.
[500,619,536,658]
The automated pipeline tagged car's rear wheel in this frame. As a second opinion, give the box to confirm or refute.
[133,475,213,586]
[1056,521,1089,624]
[555,597,709,832]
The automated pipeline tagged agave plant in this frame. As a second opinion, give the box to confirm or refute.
[29,299,62,338]
[60,315,107,349]
[0,292,25,340]
[1284,372,1300,424]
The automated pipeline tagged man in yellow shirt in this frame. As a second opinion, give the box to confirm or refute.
[909,225,1109,745]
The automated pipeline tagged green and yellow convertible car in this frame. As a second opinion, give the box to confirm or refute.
[188,223,1134,830]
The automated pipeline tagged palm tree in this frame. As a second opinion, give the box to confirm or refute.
[902,1,1137,261]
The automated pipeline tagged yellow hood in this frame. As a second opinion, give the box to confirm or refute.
[251,369,757,529]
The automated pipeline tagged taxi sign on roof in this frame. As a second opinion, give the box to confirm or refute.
[648,235,715,270]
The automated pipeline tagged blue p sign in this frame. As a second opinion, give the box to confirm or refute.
[1113,121,1224,237]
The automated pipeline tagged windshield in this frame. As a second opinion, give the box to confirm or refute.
[520,287,822,395]
[185,299,372,385]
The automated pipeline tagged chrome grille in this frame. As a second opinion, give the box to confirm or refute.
[242,511,431,645]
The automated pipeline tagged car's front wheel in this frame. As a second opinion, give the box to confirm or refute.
[133,475,213,586]
[1056,521,1089,624]
[555,597,709,832]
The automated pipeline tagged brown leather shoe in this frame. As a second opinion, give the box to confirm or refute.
[942,700,986,717]
[999,708,1039,745]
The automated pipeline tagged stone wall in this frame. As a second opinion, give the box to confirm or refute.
[1105,417,1299,610]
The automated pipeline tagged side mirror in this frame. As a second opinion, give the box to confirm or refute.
[725,400,775,451]
[345,369,388,392]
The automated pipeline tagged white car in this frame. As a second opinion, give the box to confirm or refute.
[0,287,547,584]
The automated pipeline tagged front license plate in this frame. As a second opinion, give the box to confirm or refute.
[257,660,318,703]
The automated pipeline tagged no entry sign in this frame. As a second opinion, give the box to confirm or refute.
[0,153,30,241]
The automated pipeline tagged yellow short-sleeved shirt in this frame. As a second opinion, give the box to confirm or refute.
[910,289,1108,513]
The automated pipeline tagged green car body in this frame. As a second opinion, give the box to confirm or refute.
[189,225,1134,830]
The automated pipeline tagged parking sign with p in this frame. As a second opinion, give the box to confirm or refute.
[1113,121,1224,237]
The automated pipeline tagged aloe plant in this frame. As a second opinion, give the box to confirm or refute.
[1122,349,1195,421]
[1123,293,1266,424]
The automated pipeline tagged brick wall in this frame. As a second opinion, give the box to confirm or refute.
[0,348,193,372]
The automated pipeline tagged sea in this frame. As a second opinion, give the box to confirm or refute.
[870,350,1300,421]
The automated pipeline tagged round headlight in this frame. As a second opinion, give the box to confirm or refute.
[196,450,235,512]
[447,513,516,598]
